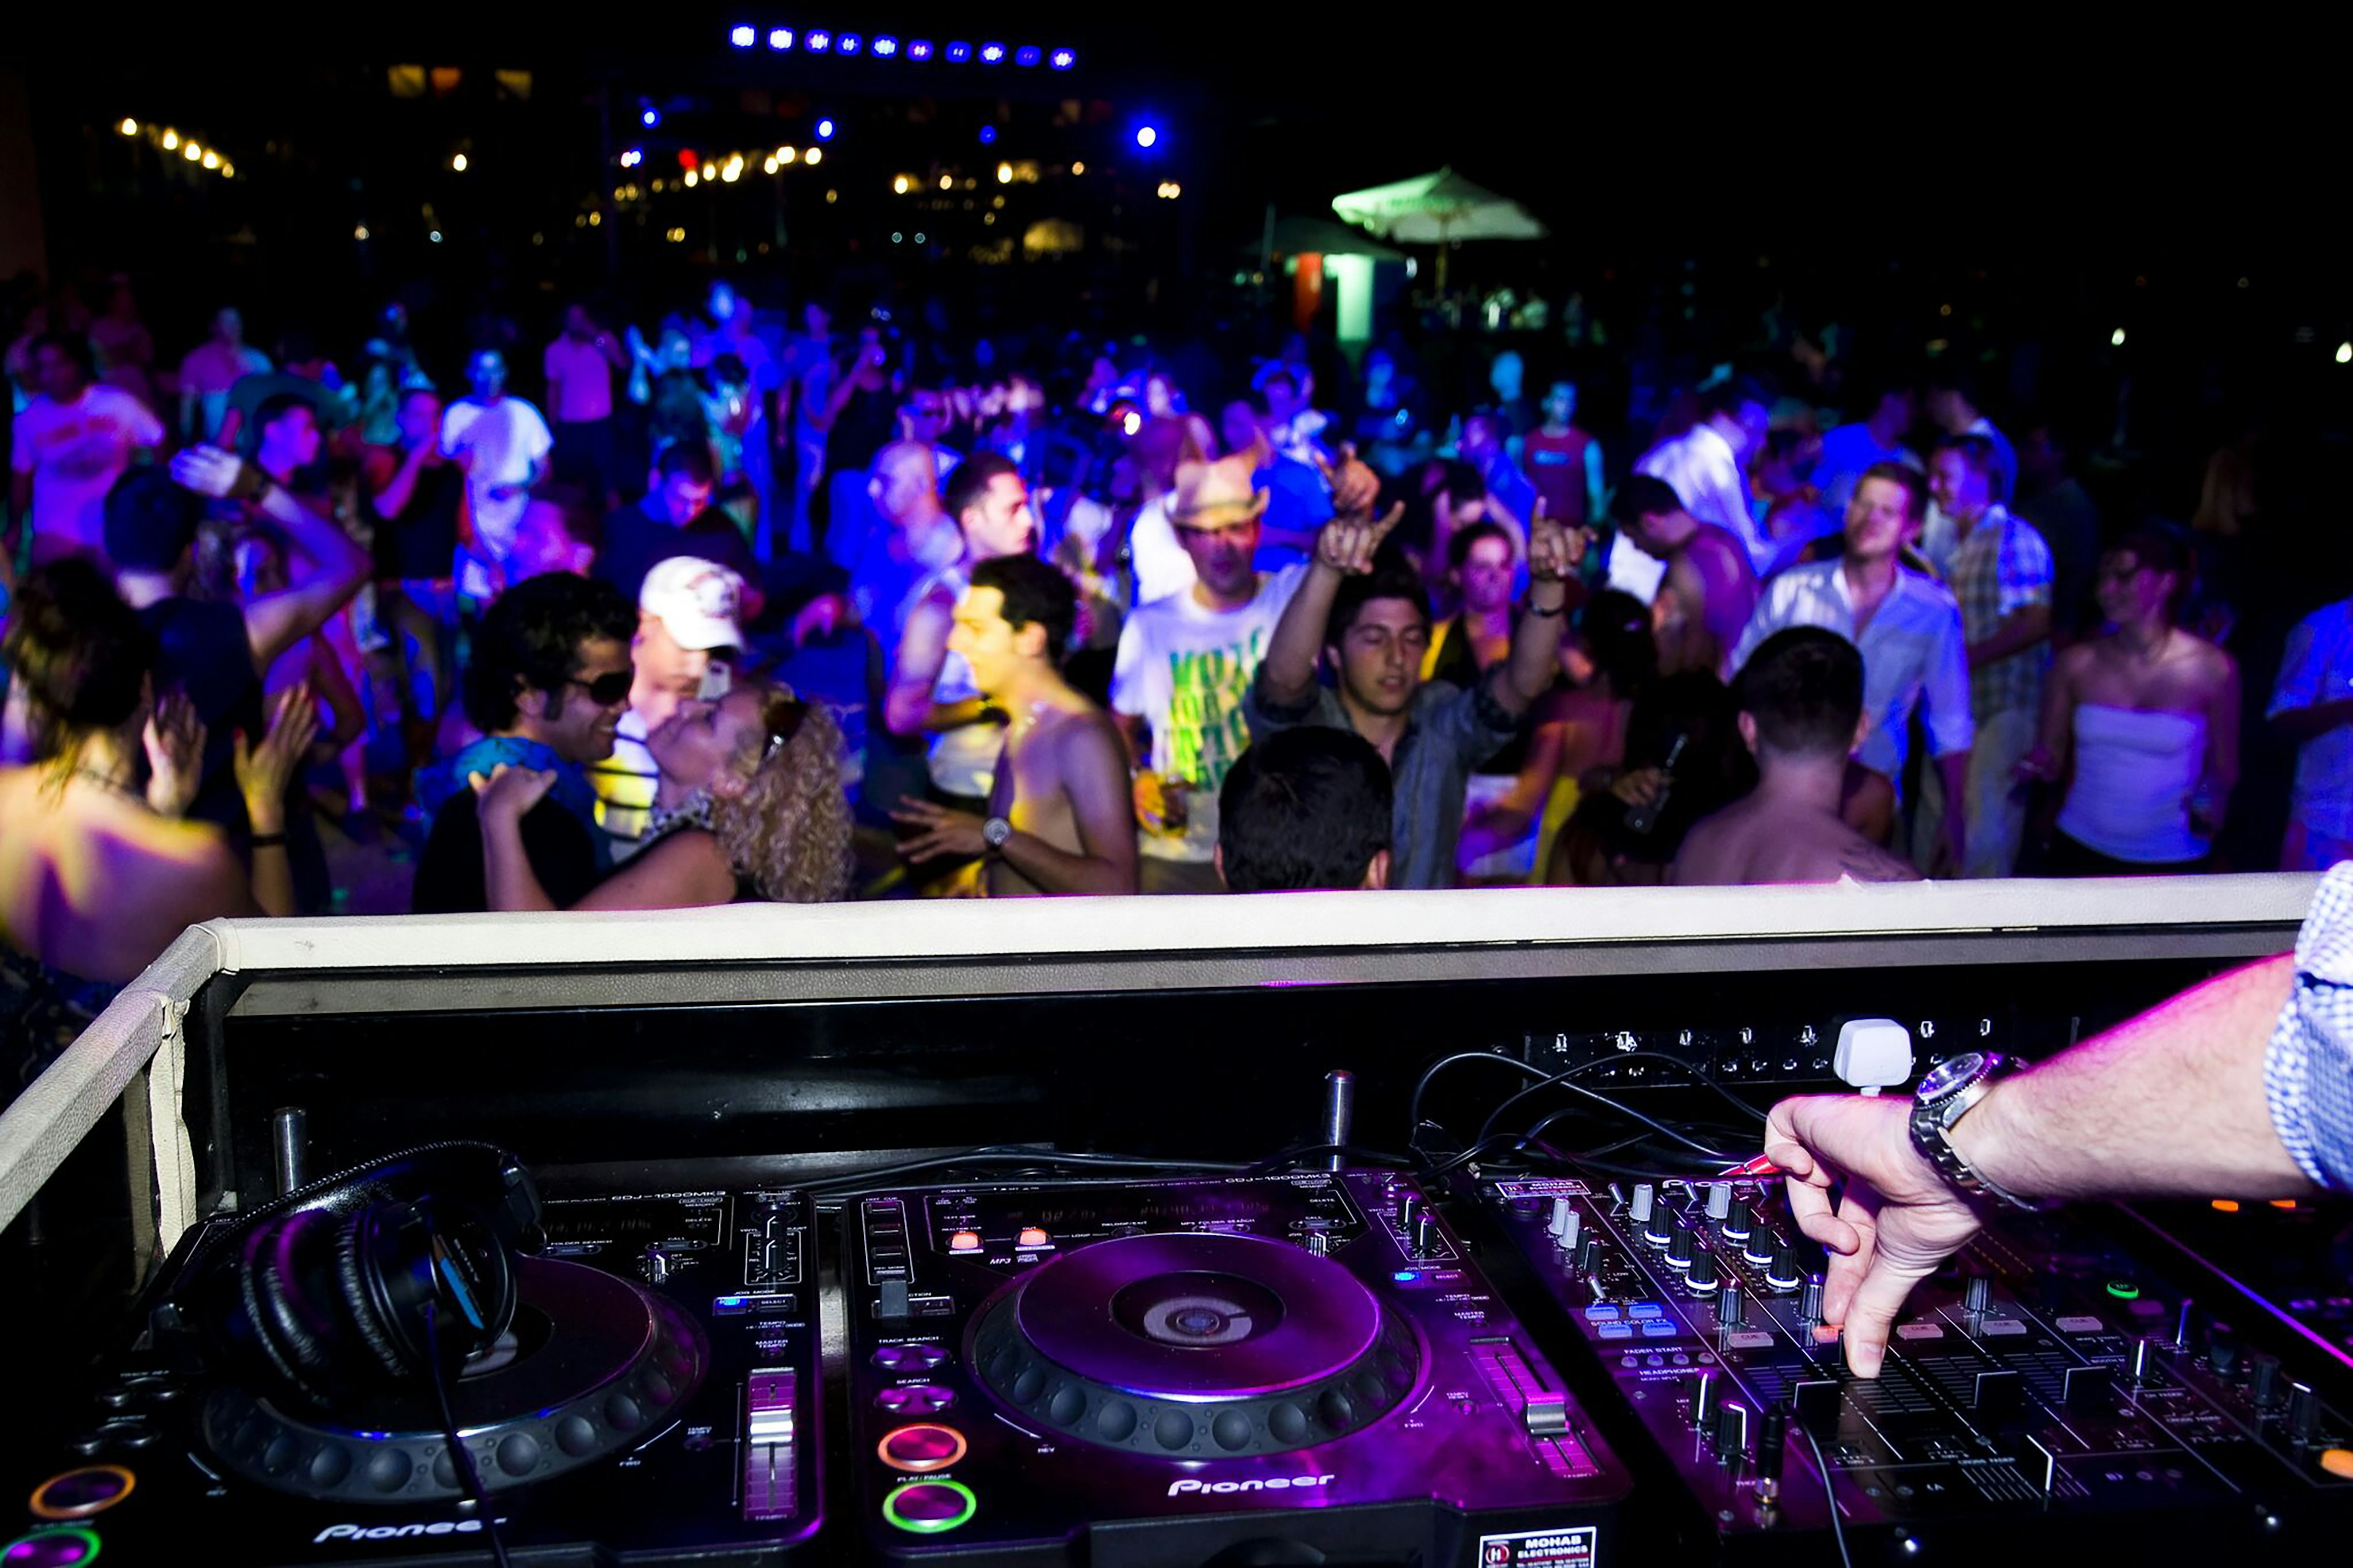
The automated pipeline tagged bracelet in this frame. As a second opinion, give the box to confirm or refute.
[1526,600,1567,619]
[250,832,287,849]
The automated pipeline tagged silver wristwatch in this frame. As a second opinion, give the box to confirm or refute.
[1908,1050,2047,1211]
[981,816,1014,853]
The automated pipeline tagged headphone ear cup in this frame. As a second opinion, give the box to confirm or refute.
[336,1203,424,1382]
[235,1213,333,1400]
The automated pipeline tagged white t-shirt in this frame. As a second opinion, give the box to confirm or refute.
[542,336,615,425]
[10,385,165,557]
[441,395,555,569]
[1127,493,1197,607]
[1111,564,1306,864]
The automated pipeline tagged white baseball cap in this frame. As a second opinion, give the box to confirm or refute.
[639,556,746,651]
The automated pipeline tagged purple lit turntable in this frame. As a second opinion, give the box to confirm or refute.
[847,1172,1627,1567]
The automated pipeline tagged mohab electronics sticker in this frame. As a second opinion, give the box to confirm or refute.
[1478,1524,1599,1567]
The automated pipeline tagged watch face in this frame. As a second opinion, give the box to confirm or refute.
[1917,1051,1988,1100]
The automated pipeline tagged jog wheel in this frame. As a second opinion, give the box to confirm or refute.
[966,1231,1422,1458]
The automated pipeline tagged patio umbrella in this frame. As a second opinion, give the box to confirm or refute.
[1330,167,1547,289]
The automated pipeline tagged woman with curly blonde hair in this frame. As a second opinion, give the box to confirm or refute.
[472,678,852,907]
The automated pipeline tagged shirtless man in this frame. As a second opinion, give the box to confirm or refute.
[1611,474,1758,678]
[1673,627,1920,886]
[892,554,1139,896]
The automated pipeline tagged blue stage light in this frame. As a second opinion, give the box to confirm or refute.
[979,125,998,145]
[979,42,1006,63]
[805,29,831,52]
[768,28,792,50]
[837,32,862,54]
[642,107,661,127]
[1049,48,1076,70]
[907,39,933,59]
[1135,124,1159,149]
[815,117,836,141]
[1014,45,1041,67]
[729,24,754,48]
[945,40,972,62]
[873,36,898,56]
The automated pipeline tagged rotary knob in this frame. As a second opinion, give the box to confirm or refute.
[1705,1182,1733,1222]
[1629,1183,1656,1224]
[1688,1248,1720,1293]
[1666,1224,1696,1269]
[1800,1273,1826,1324]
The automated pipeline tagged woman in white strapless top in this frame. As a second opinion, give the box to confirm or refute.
[2017,529,2240,874]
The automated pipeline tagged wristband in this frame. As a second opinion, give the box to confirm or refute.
[227,461,270,503]
[1526,600,1567,619]
[250,832,287,849]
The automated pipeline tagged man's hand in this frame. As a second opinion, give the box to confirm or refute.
[1312,499,1405,577]
[143,692,207,819]
[792,593,852,647]
[1313,442,1383,524]
[1763,1094,1986,1377]
[1132,770,1191,836]
[892,797,988,860]
[469,760,557,826]
[169,444,248,500]
[233,686,322,833]
[1526,499,1585,585]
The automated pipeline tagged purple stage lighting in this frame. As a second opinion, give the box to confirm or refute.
[945,40,972,62]
[979,42,1006,63]
[1014,45,1042,67]
[642,107,661,127]
[768,27,792,49]
[837,32,862,54]
[872,36,898,56]
[979,125,998,145]
[1049,48,1076,69]
[805,29,831,52]
[1135,124,1159,149]
[815,117,836,140]
[729,23,754,47]
[907,39,933,59]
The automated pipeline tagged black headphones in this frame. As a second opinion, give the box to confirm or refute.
[171,1142,544,1407]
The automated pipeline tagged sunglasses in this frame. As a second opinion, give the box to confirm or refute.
[566,667,635,706]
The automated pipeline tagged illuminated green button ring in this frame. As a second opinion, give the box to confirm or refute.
[883,1479,977,1534]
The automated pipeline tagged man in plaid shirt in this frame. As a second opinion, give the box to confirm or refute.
[1931,434,2053,877]
[1767,860,2352,1378]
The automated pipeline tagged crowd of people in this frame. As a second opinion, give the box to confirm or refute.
[7,272,2352,1090]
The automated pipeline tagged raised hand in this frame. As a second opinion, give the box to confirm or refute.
[142,692,208,819]
[169,444,248,500]
[1313,442,1384,525]
[469,760,558,825]
[233,685,322,833]
[1526,498,1577,583]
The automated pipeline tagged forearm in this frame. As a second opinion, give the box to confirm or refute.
[1952,953,2309,1199]
[1968,606,2051,667]
[259,483,369,585]
[244,792,295,917]
[1262,563,1344,704]
[1501,593,1568,710]
[995,831,1134,896]
[373,456,424,520]
[481,815,559,912]
[2272,697,2353,741]
[1935,751,1969,856]
[926,697,995,733]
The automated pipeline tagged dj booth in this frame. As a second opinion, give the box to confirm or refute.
[4,875,2349,1566]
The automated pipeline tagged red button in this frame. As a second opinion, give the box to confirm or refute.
[878,1423,967,1472]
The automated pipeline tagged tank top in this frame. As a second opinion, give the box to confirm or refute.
[2056,704,2209,863]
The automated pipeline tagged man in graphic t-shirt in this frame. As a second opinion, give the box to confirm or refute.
[11,333,164,566]
[1112,454,1306,893]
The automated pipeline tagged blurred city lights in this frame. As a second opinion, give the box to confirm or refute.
[1135,125,1159,148]
[200,149,219,169]
[161,129,180,150]
[816,118,836,140]
[2111,328,2126,347]
[429,230,443,243]
[805,146,823,165]
[729,24,754,47]
[769,28,793,49]
[939,175,953,190]
[183,141,202,162]
[873,36,898,56]
[118,118,137,135]
[980,42,1006,63]
[979,125,998,145]
[1014,46,1041,67]
[451,153,469,172]
[945,41,972,62]
[354,225,369,240]
[1050,48,1075,69]
[777,145,798,163]
[997,162,1013,183]
[642,107,661,127]
[893,175,911,194]
[806,30,831,51]
[1070,161,1085,175]
[2339,342,2353,365]
[837,33,862,55]
[684,169,700,187]
[907,39,933,59]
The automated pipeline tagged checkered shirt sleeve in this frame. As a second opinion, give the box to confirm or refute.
[2265,861,2353,1191]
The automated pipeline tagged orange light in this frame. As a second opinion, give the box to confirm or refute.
[2210,1200,2240,1213]
[948,1230,982,1252]
[2269,1199,2298,1210]
[1017,1226,1049,1248]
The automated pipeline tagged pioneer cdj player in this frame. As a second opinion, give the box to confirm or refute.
[842,1169,1628,1567]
